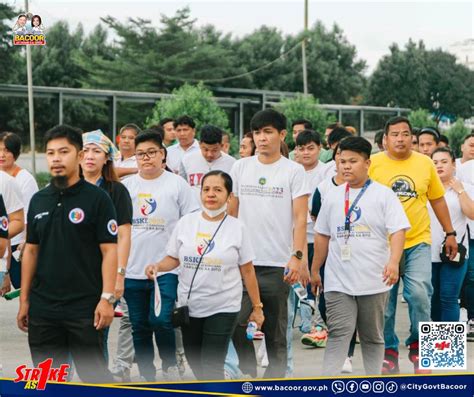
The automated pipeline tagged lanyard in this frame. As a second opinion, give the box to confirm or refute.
[344,179,371,242]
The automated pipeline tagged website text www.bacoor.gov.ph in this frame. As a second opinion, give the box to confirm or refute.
[241,382,328,393]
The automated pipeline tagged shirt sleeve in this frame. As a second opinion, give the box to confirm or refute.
[26,196,39,244]
[111,182,133,226]
[0,195,9,239]
[0,175,23,214]
[238,221,255,266]
[311,188,322,218]
[166,218,182,259]
[17,171,39,223]
[230,161,240,197]
[314,197,331,236]
[383,188,411,235]
[178,177,201,216]
[427,161,445,201]
[95,190,118,244]
[290,164,311,199]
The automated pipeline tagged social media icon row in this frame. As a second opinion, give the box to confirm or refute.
[331,380,398,394]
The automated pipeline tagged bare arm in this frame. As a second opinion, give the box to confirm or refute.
[115,224,131,299]
[145,256,180,279]
[17,243,39,332]
[449,179,474,220]
[239,262,264,329]
[228,195,239,218]
[310,233,330,295]
[382,230,405,286]
[8,208,24,239]
[115,167,138,178]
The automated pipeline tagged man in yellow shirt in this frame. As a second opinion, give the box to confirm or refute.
[369,116,458,374]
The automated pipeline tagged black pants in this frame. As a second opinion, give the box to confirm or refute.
[28,316,113,383]
[233,266,289,378]
[181,312,238,380]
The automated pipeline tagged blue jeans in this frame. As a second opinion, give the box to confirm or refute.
[464,239,474,320]
[384,243,433,351]
[124,275,178,381]
[432,261,467,321]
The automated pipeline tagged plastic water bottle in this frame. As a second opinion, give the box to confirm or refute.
[292,282,308,301]
[246,321,257,340]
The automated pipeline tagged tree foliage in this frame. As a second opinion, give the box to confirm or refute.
[446,119,470,158]
[408,108,437,129]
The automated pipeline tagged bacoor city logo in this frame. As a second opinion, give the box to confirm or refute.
[107,219,118,236]
[0,216,8,231]
[389,175,418,202]
[68,208,85,224]
[12,13,46,46]
[139,194,157,216]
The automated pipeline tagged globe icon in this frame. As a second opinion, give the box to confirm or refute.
[242,382,253,393]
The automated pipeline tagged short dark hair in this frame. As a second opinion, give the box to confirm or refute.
[174,115,195,129]
[412,127,420,137]
[327,122,342,131]
[200,125,223,145]
[328,127,352,146]
[295,130,321,146]
[463,132,474,143]
[201,170,233,195]
[432,146,455,162]
[338,136,372,159]
[384,116,412,135]
[250,109,287,132]
[147,124,164,139]
[374,130,384,146]
[44,125,83,151]
[32,15,42,26]
[243,132,256,156]
[419,126,440,143]
[439,134,449,145]
[135,130,163,149]
[159,117,175,127]
[332,143,340,161]
[120,123,141,135]
[0,132,22,160]
[291,118,313,129]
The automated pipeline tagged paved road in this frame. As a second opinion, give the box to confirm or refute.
[1,291,472,382]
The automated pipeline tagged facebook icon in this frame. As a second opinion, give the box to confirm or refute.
[346,381,358,393]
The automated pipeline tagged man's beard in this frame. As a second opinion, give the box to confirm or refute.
[50,175,69,190]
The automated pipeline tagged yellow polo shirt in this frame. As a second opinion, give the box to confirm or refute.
[369,151,445,248]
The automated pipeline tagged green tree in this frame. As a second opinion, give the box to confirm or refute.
[275,94,335,147]
[408,108,437,129]
[446,119,470,158]
[146,83,229,134]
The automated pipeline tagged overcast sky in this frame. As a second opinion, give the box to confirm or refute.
[7,0,473,73]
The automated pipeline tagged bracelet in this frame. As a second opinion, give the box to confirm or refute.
[457,189,465,195]
[252,302,263,309]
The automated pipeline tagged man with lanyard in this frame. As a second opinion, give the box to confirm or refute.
[369,116,458,374]
[17,125,118,383]
[312,136,409,375]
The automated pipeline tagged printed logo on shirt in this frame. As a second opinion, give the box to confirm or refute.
[68,208,85,224]
[258,177,267,185]
[139,194,157,216]
[336,205,370,238]
[189,173,205,187]
[346,204,362,223]
[0,216,8,231]
[107,219,118,236]
[241,182,284,199]
[389,175,418,202]
[196,232,216,255]
[34,211,49,220]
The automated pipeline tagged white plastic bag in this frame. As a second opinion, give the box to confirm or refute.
[154,274,161,317]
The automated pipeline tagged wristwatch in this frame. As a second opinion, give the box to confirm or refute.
[100,292,116,304]
[446,231,457,237]
[292,250,303,260]
[117,267,126,276]
[253,302,264,310]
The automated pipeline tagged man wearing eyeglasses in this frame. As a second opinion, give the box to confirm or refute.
[122,130,199,381]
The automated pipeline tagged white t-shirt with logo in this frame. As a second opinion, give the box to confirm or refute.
[428,183,474,262]
[315,181,410,296]
[305,162,328,242]
[230,156,310,267]
[12,169,38,246]
[166,140,200,174]
[167,212,255,318]
[179,151,236,197]
[123,172,200,279]
[456,160,474,239]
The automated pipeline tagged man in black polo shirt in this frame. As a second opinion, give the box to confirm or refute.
[17,125,118,383]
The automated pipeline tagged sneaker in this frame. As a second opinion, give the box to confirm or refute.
[401,296,407,303]
[459,307,468,322]
[163,365,181,381]
[342,357,353,373]
[253,330,264,340]
[382,349,400,375]
[110,367,131,382]
[301,325,328,348]
[467,320,474,342]
[176,352,186,376]
[408,342,431,374]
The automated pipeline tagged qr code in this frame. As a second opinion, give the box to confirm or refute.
[419,322,467,370]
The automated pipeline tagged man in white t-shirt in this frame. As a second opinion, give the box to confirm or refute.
[229,109,310,378]
[166,116,200,174]
[311,136,410,376]
[123,131,200,381]
[114,123,141,179]
[179,125,235,198]
[456,133,474,167]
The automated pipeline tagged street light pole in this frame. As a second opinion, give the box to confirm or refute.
[302,0,309,95]
[25,0,36,176]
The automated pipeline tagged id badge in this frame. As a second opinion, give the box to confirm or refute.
[341,244,351,261]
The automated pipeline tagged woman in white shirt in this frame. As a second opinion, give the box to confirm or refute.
[146,170,264,380]
[0,132,38,289]
[430,148,474,321]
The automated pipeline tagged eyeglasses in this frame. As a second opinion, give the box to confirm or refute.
[136,149,159,160]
